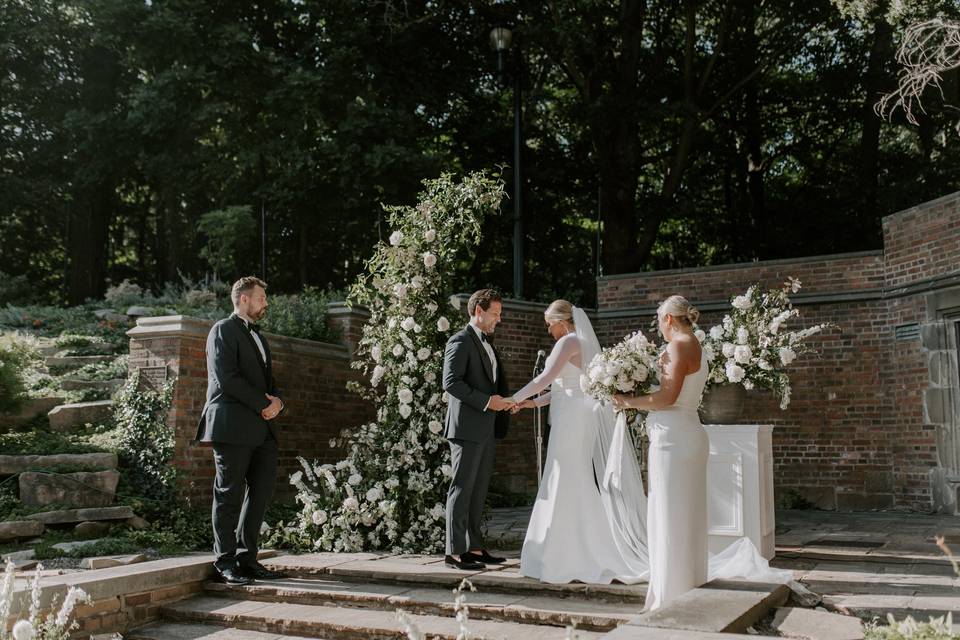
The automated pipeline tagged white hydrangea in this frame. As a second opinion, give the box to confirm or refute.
[370,365,386,387]
[371,344,382,362]
[721,342,736,358]
[343,496,359,511]
[736,327,750,345]
[733,345,752,364]
[709,325,725,340]
[779,347,796,366]
[732,295,751,310]
[348,473,362,486]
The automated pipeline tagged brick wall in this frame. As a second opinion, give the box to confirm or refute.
[567,190,960,512]
[127,314,372,506]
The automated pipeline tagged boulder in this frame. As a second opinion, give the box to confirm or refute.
[47,400,114,431]
[52,539,105,553]
[125,306,154,317]
[0,397,66,430]
[0,453,117,475]
[74,521,112,539]
[19,470,120,508]
[124,515,150,530]
[0,520,44,542]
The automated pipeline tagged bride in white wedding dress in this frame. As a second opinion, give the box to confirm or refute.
[511,297,792,608]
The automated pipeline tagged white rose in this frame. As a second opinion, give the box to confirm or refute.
[290,471,303,485]
[410,276,423,289]
[416,347,431,361]
[389,230,403,246]
[423,252,437,268]
[631,365,648,382]
[441,464,453,477]
[758,359,773,371]
[348,473,362,486]
[424,371,436,383]
[312,510,328,526]
[709,325,725,340]
[449,295,460,310]
[399,404,412,419]
[401,316,415,331]
[426,301,438,313]
[370,345,381,362]
[12,620,34,640]
[732,294,751,310]
[437,316,450,331]
[725,362,746,383]
[424,229,436,242]
[394,284,408,299]
[722,343,736,358]
[371,365,386,386]
[392,344,404,357]
[343,496,359,511]
[398,388,414,403]
[366,486,383,502]
[779,347,796,366]
[694,329,706,342]
[737,327,750,345]
[734,345,752,364]
[428,420,443,434]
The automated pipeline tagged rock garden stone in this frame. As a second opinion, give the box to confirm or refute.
[52,538,105,553]
[0,452,117,475]
[125,515,150,530]
[26,505,134,525]
[80,553,147,569]
[771,607,864,640]
[0,520,44,542]
[0,397,66,429]
[74,521,113,539]
[19,470,120,508]
[47,400,114,431]
[125,305,154,317]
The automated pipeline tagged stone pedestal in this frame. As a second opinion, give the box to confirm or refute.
[705,424,775,560]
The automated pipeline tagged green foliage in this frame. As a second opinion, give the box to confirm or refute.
[261,287,340,343]
[0,271,35,306]
[0,428,109,455]
[197,206,258,279]
[865,614,960,640]
[0,343,27,414]
[69,355,128,382]
[112,373,176,501]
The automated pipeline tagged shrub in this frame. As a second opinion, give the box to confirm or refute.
[261,286,340,343]
[104,279,145,307]
[113,372,176,501]
[0,344,27,414]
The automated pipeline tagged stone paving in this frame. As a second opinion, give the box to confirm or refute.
[488,507,960,626]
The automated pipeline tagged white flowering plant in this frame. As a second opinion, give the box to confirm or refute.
[580,330,661,426]
[702,278,830,409]
[0,559,91,640]
[277,172,504,553]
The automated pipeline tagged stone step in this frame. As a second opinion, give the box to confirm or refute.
[161,595,606,640]
[0,452,118,475]
[47,399,114,431]
[19,469,120,508]
[128,622,319,640]
[823,593,960,621]
[59,378,125,392]
[25,505,134,525]
[260,553,647,603]
[0,396,66,429]
[206,576,637,631]
[44,355,115,370]
[0,520,44,543]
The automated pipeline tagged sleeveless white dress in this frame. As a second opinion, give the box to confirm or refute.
[644,351,709,611]
[513,336,648,584]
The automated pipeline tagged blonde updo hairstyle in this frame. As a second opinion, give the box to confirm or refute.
[544,299,575,326]
[658,295,700,328]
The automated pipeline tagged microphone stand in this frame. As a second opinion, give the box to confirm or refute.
[532,351,546,483]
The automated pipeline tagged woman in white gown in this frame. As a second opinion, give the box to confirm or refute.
[509,300,649,584]
[613,295,708,611]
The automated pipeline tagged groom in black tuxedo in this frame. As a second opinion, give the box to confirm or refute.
[196,276,286,585]
[442,288,513,570]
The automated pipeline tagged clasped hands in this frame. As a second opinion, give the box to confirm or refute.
[488,395,536,414]
[261,393,282,420]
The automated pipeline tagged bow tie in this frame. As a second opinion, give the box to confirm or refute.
[480,332,493,345]
[246,322,261,334]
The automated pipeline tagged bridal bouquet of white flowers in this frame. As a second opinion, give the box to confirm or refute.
[702,277,830,409]
[580,330,661,406]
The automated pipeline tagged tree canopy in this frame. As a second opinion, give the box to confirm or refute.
[3,0,959,306]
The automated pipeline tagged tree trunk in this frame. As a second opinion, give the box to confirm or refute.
[858,18,893,220]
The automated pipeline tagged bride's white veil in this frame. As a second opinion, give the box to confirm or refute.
[573,307,649,578]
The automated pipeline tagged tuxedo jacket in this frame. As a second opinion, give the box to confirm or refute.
[442,325,510,443]
[195,313,282,446]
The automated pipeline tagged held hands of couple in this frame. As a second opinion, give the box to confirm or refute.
[510,399,536,414]
[487,395,516,412]
[261,394,282,421]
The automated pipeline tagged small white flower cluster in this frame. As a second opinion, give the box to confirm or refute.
[581,330,661,407]
[1,559,91,640]
[277,172,504,553]
[701,278,830,409]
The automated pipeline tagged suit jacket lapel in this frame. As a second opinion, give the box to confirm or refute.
[232,314,270,385]
[465,325,495,384]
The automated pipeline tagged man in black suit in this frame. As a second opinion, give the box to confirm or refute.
[442,289,513,570]
[196,276,286,585]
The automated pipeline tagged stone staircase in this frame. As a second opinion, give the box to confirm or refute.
[125,553,791,640]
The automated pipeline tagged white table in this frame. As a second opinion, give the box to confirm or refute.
[705,424,775,559]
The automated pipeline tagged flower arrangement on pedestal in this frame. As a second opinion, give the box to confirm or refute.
[701,278,830,411]
[277,172,504,553]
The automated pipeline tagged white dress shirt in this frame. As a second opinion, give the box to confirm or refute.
[469,322,497,382]
[241,317,268,363]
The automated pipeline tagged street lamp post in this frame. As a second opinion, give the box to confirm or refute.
[490,26,524,299]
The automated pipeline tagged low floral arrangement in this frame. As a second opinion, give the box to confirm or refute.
[701,278,830,409]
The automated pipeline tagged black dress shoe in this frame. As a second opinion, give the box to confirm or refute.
[444,554,485,570]
[463,550,506,565]
[238,562,286,580]
[214,566,254,585]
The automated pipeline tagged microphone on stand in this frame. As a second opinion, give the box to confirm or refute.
[532,349,547,483]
